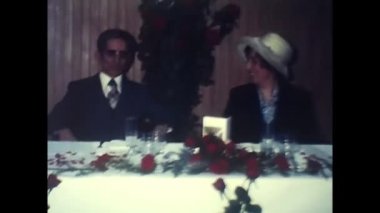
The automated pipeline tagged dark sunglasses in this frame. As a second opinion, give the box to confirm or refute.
[103,50,129,58]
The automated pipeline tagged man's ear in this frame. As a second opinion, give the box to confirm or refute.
[95,51,102,61]
[95,51,104,70]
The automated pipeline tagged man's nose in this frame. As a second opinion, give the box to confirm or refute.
[114,53,122,62]
[245,61,252,70]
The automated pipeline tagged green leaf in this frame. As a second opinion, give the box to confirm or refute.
[245,204,262,213]
[225,200,241,213]
[235,186,251,204]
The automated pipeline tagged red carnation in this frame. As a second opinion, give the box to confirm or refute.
[205,142,219,156]
[203,135,225,157]
[209,158,230,174]
[203,134,216,144]
[246,157,260,180]
[213,178,226,193]
[225,142,236,156]
[90,154,113,171]
[141,154,156,173]
[274,154,290,172]
[237,149,249,162]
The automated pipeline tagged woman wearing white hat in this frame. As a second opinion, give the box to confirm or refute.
[224,32,320,143]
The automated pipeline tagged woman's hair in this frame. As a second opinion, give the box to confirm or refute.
[244,46,285,81]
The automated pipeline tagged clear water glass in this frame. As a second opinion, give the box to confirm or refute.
[124,117,139,149]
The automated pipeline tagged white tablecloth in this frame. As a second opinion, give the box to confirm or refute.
[48,141,332,213]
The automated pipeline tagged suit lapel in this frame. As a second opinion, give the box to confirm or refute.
[87,73,113,111]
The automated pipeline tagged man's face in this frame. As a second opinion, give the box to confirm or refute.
[98,38,134,77]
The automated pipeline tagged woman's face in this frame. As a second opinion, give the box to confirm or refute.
[246,54,273,86]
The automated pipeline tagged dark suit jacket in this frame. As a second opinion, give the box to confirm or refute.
[224,81,321,144]
[48,74,174,141]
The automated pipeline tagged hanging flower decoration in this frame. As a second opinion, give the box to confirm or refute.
[137,0,241,140]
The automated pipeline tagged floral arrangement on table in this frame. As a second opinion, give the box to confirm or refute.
[48,135,331,212]
[48,135,331,176]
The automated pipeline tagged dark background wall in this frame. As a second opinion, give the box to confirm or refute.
[48,0,332,142]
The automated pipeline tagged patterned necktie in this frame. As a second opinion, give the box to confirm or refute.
[107,79,119,109]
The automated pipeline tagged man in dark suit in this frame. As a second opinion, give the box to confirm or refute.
[48,29,174,141]
[224,32,321,144]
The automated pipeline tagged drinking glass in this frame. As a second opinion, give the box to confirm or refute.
[142,126,168,155]
[124,117,139,150]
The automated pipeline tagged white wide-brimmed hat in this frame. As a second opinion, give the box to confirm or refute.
[237,32,293,78]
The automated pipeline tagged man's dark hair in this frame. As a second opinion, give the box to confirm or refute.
[97,29,138,54]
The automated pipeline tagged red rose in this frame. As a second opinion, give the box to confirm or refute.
[185,137,199,148]
[90,154,113,171]
[203,135,225,157]
[213,178,226,193]
[48,174,61,190]
[274,154,290,172]
[90,160,107,171]
[209,158,230,174]
[237,149,249,162]
[225,142,236,156]
[246,157,260,180]
[97,153,113,162]
[202,135,216,144]
[205,142,219,156]
[246,168,260,180]
[141,154,156,173]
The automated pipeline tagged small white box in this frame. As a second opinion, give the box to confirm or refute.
[202,116,231,142]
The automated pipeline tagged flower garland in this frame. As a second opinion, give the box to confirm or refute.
[48,135,331,212]
[48,135,330,177]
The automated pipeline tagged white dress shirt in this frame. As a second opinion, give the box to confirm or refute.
[99,72,123,98]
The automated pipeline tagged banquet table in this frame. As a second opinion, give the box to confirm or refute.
[48,141,332,213]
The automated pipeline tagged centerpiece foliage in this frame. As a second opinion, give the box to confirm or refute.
[137,0,241,140]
